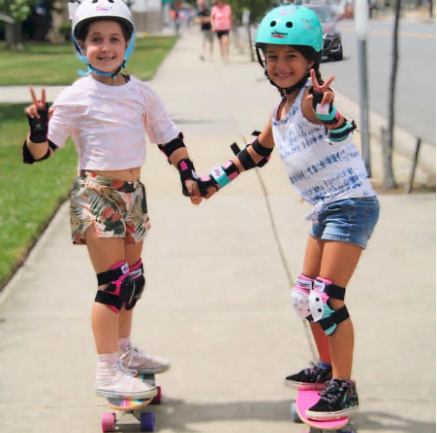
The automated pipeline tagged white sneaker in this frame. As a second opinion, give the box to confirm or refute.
[95,359,157,400]
[120,344,170,374]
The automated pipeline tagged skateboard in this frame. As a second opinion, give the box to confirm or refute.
[290,389,355,433]
[101,373,162,432]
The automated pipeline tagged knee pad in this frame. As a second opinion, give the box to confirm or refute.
[290,274,314,321]
[308,277,350,336]
[95,261,135,313]
[125,259,146,310]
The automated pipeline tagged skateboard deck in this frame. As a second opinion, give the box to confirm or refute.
[293,389,353,432]
[101,373,161,432]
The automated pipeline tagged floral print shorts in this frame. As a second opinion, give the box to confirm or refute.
[70,172,150,245]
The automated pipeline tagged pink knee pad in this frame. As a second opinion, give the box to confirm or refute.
[290,274,314,320]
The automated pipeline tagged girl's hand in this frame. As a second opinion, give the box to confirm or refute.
[306,69,336,109]
[185,179,203,205]
[25,86,54,119]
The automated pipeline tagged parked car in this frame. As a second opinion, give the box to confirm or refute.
[304,3,344,61]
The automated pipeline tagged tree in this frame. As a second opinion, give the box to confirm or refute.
[228,0,273,25]
[382,0,401,189]
[0,0,33,49]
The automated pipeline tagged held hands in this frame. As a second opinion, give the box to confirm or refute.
[185,179,203,205]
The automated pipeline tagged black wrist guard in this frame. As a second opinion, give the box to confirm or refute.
[22,139,58,164]
[28,104,49,143]
[158,132,185,162]
[176,158,198,196]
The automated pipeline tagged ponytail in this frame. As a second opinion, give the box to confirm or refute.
[312,61,324,85]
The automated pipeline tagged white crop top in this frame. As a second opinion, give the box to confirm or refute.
[272,79,375,214]
[48,75,179,171]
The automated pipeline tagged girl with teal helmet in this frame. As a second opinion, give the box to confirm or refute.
[197,4,379,423]
[255,5,323,95]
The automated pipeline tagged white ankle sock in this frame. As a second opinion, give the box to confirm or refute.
[97,351,120,366]
[118,336,131,350]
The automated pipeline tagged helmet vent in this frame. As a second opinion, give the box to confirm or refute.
[286,21,293,28]
[270,21,276,27]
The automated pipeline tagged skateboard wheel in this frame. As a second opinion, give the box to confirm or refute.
[151,386,162,405]
[290,403,302,423]
[101,412,115,432]
[140,412,155,431]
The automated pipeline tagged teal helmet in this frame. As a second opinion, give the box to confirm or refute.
[255,5,323,53]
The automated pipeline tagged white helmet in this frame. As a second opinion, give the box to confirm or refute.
[72,0,134,42]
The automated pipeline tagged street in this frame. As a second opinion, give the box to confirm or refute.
[323,18,436,146]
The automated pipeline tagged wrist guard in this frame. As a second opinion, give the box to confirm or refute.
[328,119,357,145]
[158,132,185,162]
[27,104,49,143]
[309,87,340,126]
[198,160,239,197]
[22,139,58,164]
[176,158,198,196]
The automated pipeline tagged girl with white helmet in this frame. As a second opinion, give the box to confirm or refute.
[196,5,380,421]
[24,0,201,400]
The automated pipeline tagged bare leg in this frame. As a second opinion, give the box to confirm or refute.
[302,235,331,363]
[118,241,144,340]
[86,227,125,355]
[209,36,213,60]
[221,34,230,62]
[318,240,363,380]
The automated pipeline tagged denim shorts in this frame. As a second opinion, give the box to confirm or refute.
[309,196,380,249]
[70,172,150,245]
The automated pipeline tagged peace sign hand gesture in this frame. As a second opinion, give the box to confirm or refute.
[25,86,51,143]
[306,69,336,112]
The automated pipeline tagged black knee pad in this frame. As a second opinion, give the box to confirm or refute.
[126,259,146,310]
[95,261,135,313]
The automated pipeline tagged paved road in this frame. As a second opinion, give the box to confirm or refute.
[324,18,436,146]
[0,29,435,433]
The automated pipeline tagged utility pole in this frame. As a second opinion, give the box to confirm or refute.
[355,0,371,177]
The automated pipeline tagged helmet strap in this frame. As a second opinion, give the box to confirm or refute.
[88,60,126,78]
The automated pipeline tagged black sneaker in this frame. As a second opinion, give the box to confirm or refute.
[306,379,359,421]
[284,363,332,390]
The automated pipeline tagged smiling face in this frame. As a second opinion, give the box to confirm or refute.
[264,44,314,89]
[79,20,128,74]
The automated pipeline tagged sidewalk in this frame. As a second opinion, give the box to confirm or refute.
[0,30,435,433]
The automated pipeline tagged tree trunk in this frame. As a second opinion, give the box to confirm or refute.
[383,0,401,189]
[5,21,24,51]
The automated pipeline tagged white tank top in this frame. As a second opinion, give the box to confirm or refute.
[272,80,375,217]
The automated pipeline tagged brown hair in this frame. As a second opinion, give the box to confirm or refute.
[293,45,324,85]
[76,18,131,42]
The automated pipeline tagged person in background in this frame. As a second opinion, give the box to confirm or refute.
[211,0,232,63]
[196,0,213,61]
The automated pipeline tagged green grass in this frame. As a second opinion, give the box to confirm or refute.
[0,36,178,85]
[0,104,78,287]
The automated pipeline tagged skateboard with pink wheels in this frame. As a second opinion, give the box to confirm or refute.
[101,373,162,432]
[291,388,355,433]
